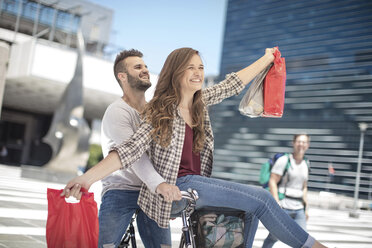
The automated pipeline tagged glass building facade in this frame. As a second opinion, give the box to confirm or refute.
[1,0,80,33]
[211,0,372,199]
[0,0,113,54]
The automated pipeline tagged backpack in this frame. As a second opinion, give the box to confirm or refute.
[259,153,309,200]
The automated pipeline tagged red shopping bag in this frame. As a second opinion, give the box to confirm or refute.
[46,188,99,248]
[263,47,286,117]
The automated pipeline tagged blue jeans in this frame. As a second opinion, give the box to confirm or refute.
[262,208,307,248]
[98,190,171,248]
[175,175,315,248]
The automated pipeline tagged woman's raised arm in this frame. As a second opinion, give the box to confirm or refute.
[236,48,276,86]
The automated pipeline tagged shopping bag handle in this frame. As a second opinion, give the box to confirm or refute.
[48,188,94,204]
[273,46,282,62]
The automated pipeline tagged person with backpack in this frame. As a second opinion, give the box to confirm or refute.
[262,133,311,248]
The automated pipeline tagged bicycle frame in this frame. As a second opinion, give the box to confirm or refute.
[179,189,199,248]
[118,209,138,248]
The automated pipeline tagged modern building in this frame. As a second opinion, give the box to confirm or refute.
[211,0,372,199]
[0,0,157,167]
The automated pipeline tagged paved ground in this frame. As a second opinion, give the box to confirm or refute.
[0,164,372,247]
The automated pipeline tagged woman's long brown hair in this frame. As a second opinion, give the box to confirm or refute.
[143,48,205,152]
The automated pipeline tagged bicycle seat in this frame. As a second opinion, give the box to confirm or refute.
[170,199,188,217]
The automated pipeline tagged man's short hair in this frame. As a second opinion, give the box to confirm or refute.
[293,133,310,142]
[113,49,143,85]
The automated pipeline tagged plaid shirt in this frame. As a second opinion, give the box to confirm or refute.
[111,72,244,228]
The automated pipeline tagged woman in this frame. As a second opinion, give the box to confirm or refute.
[63,47,327,248]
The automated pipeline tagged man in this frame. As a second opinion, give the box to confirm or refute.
[262,133,311,248]
[99,49,181,248]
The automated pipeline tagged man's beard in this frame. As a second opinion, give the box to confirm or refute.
[127,73,151,91]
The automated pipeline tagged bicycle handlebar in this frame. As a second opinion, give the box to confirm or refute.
[180,189,199,202]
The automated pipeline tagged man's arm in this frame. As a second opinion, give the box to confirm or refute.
[62,151,122,199]
[61,152,180,201]
[303,180,309,220]
[269,155,289,205]
[103,103,181,199]
[269,173,282,204]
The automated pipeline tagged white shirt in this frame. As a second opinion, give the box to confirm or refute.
[271,154,308,210]
[100,98,165,196]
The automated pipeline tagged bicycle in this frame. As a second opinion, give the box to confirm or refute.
[118,188,244,248]
[175,189,199,248]
[118,189,199,248]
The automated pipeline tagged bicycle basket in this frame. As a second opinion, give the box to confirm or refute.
[191,207,245,248]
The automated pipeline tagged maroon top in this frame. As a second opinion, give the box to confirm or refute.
[177,124,201,178]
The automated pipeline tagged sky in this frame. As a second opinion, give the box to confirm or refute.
[88,0,227,76]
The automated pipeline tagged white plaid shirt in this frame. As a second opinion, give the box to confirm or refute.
[111,73,244,228]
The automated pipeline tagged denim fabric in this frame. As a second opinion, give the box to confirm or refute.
[175,175,315,248]
[98,190,171,248]
[262,208,307,248]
